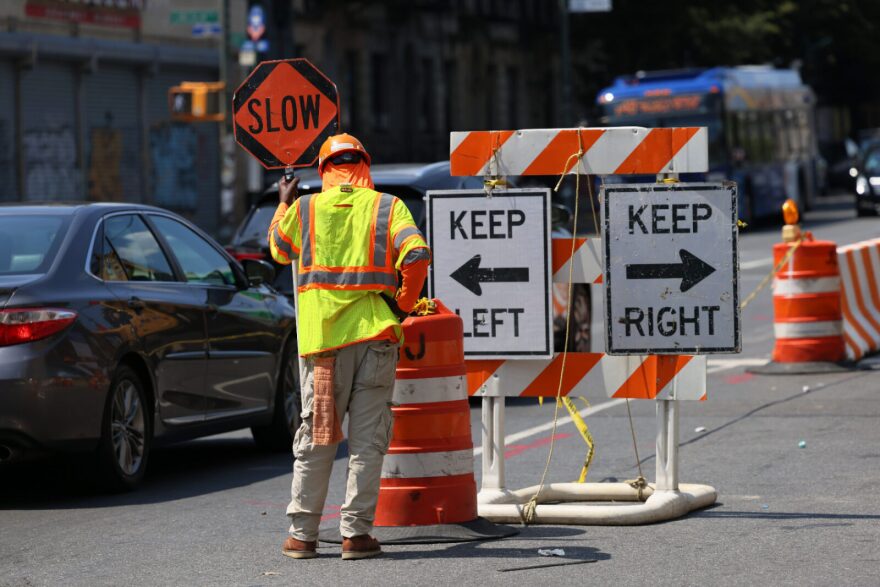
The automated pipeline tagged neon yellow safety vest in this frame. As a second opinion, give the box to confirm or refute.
[269,185,430,356]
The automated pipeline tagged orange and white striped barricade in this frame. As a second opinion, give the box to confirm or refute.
[838,239,880,362]
[450,128,717,525]
[371,300,515,543]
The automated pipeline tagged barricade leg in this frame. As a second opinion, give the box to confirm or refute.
[655,399,679,492]
[478,396,517,504]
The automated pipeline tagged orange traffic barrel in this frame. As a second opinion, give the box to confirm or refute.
[771,238,845,363]
[370,300,515,543]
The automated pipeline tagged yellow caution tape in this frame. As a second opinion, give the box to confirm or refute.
[559,397,594,483]
[412,298,437,316]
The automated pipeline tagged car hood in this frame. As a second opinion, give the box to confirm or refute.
[0,275,43,309]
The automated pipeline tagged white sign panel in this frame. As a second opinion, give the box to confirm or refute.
[427,189,553,359]
[603,183,739,354]
[569,0,612,12]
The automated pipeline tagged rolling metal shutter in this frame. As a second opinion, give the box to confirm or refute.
[145,67,219,236]
[0,60,15,201]
[20,61,79,201]
[83,65,142,203]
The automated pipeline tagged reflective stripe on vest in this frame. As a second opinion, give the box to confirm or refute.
[372,194,395,267]
[299,269,398,288]
[393,225,422,252]
[299,193,314,267]
[272,225,295,259]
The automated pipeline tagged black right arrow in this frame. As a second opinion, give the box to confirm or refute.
[450,254,529,296]
[625,249,716,293]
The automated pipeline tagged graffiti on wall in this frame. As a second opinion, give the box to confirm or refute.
[22,126,81,200]
[88,127,123,202]
[150,124,198,209]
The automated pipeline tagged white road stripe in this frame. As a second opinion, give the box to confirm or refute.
[740,257,773,270]
[472,398,626,457]
[706,358,767,374]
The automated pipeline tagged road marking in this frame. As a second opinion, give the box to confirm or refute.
[472,398,626,457]
[707,358,767,374]
[740,257,773,270]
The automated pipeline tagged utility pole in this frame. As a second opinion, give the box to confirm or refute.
[558,0,572,126]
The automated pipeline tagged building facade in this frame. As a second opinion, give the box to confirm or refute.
[0,0,563,237]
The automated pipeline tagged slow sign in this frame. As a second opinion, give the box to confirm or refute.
[232,58,340,169]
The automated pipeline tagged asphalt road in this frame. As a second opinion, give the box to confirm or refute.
[2,194,880,586]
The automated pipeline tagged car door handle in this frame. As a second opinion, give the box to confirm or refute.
[128,297,145,313]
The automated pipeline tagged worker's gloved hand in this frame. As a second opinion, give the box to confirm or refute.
[279,176,300,206]
[382,295,410,322]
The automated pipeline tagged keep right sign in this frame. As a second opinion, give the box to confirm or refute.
[603,183,740,355]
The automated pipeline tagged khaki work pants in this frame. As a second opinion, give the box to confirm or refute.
[287,339,398,541]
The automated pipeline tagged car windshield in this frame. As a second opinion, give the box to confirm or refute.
[865,150,880,176]
[0,214,69,275]
[237,204,278,248]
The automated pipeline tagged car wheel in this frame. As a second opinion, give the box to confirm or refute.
[97,365,151,491]
[252,342,303,452]
[566,284,591,352]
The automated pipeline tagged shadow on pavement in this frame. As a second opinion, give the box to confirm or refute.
[0,436,347,509]
[383,527,611,565]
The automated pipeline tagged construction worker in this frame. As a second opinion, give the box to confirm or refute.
[268,134,430,560]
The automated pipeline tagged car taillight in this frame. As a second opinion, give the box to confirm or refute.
[0,309,77,347]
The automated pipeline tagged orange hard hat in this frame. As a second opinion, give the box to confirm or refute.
[318,133,371,173]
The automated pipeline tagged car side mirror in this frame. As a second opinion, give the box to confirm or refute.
[241,258,275,287]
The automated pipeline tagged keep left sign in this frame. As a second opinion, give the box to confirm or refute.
[427,188,553,359]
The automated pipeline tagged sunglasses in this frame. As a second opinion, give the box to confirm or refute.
[328,151,364,166]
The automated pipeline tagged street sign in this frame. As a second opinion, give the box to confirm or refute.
[603,183,739,354]
[427,189,553,360]
[170,10,218,25]
[232,59,340,169]
[569,0,612,12]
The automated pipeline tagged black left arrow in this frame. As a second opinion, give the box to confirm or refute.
[450,254,529,296]
[625,249,715,293]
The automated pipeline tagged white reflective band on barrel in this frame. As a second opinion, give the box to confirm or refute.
[393,375,467,405]
[774,320,842,339]
[773,276,841,296]
[381,448,474,479]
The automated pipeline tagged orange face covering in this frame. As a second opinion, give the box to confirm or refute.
[321,160,375,192]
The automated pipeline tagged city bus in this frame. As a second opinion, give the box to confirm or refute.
[596,66,824,223]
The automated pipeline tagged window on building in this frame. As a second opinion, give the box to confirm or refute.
[371,53,389,132]
[421,58,435,133]
[343,50,359,132]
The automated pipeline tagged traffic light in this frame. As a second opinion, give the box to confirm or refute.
[169,82,226,122]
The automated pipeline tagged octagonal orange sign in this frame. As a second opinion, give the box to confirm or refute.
[232,59,340,169]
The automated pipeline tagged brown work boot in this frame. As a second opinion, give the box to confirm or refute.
[341,535,382,560]
[282,537,318,559]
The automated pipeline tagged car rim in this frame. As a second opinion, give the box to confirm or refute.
[283,361,300,432]
[110,380,145,476]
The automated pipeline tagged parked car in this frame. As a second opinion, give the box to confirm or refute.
[0,203,299,490]
[855,146,880,216]
[820,138,862,194]
[227,162,591,352]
